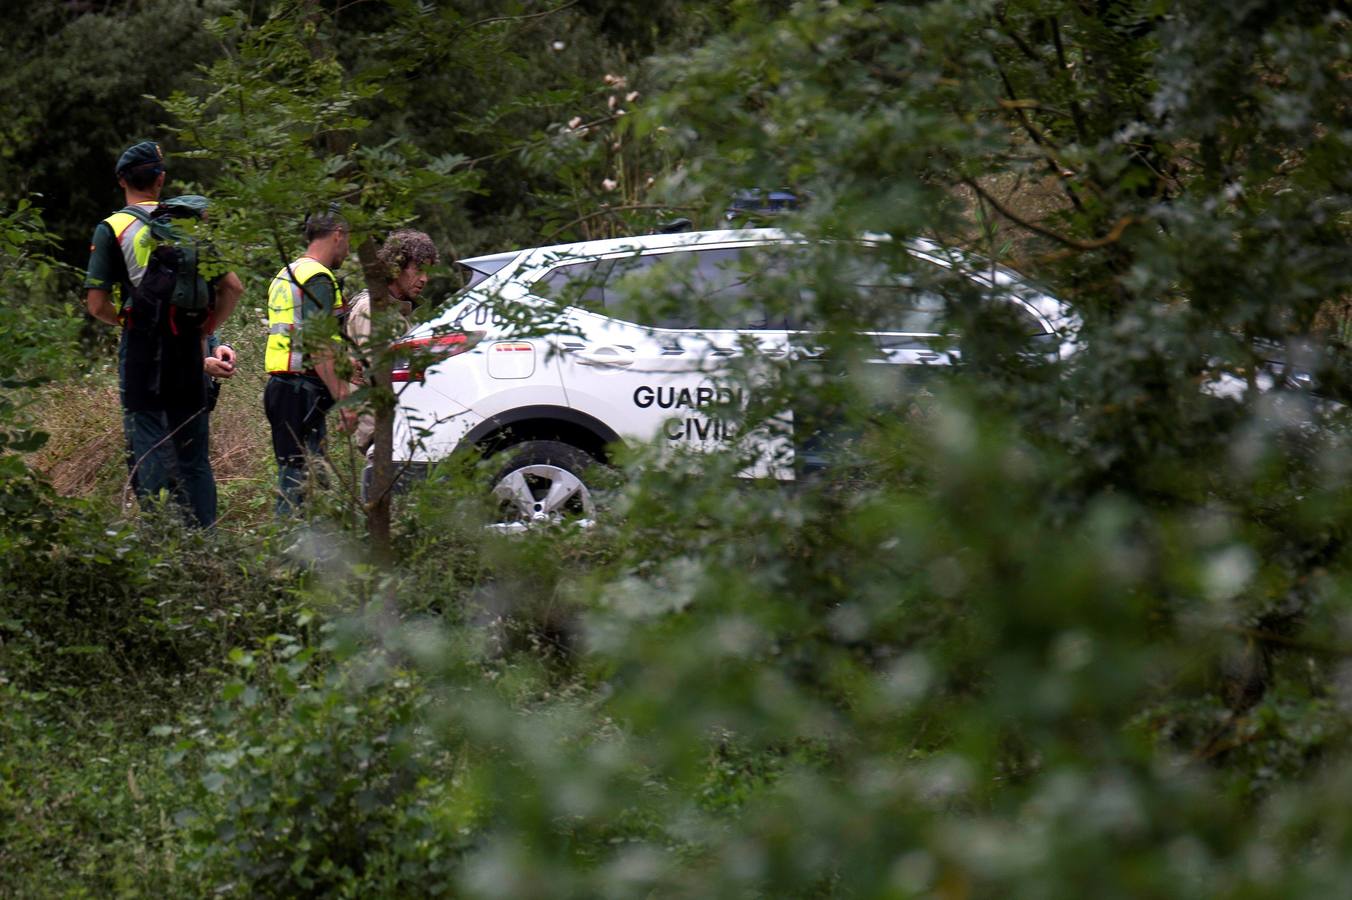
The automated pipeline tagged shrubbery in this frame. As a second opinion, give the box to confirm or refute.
[0,470,300,690]
[171,631,470,896]
[4,0,1352,895]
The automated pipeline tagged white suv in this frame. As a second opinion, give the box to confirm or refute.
[386,228,1077,525]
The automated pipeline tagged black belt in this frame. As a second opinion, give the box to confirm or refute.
[270,372,327,393]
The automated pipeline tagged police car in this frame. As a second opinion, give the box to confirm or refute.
[386,228,1079,527]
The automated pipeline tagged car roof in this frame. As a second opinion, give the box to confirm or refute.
[457,228,791,271]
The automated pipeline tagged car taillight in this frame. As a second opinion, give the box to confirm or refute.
[391,331,484,382]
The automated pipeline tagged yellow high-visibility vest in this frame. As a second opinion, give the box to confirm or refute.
[266,256,344,374]
[102,202,159,303]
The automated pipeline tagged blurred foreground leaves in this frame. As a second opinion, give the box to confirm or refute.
[4,0,1352,896]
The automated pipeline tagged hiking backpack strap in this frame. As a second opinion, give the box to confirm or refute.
[103,204,159,293]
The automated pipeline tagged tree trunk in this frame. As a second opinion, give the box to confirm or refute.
[356,236,395,566]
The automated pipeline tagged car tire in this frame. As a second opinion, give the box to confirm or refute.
[488,440,604,530]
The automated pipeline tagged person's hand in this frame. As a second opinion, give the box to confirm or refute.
[204,357,234,378]
[337,407,359,432]
[205,345,237,379]
[214,344,237,366]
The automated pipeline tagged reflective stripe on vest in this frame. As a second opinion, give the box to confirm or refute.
[265,256,345,374]
[101,203,159,290]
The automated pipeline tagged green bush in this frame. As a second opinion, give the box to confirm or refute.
[3,0,1352,895]
[172,630,473,897]
[0,475,300,690]
[0,677,214,895]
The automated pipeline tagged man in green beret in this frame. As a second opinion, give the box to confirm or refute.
[84,140,244,527]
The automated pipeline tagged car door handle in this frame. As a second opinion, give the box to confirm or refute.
[576,347,635,367]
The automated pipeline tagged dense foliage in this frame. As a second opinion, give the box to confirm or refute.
[2,0,1351,895]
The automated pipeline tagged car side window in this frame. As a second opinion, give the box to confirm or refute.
[533,259,610,310]
[869,292,1048,342]
[990,298,1049,337]
[793,251,1051,340]
[606,248,775,330]
[867,289,949,335]
[791,254,950,335]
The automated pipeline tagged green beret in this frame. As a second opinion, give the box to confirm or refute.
[115,141,164,176]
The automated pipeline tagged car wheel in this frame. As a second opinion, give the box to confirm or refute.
[488,440,603,532]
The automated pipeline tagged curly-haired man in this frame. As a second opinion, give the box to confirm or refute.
[345,229,440,453]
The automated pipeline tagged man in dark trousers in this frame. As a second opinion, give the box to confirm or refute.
[84,140,244,527]
[264,208,355,516]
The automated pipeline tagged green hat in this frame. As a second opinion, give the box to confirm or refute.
[115,141,164,176]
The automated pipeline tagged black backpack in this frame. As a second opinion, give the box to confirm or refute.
[126,195,212,318]
[122,196,214,413]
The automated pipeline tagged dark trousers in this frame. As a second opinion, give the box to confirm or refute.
[127,407,216,527]
[265,374,332,517]
[119,332,217,527]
